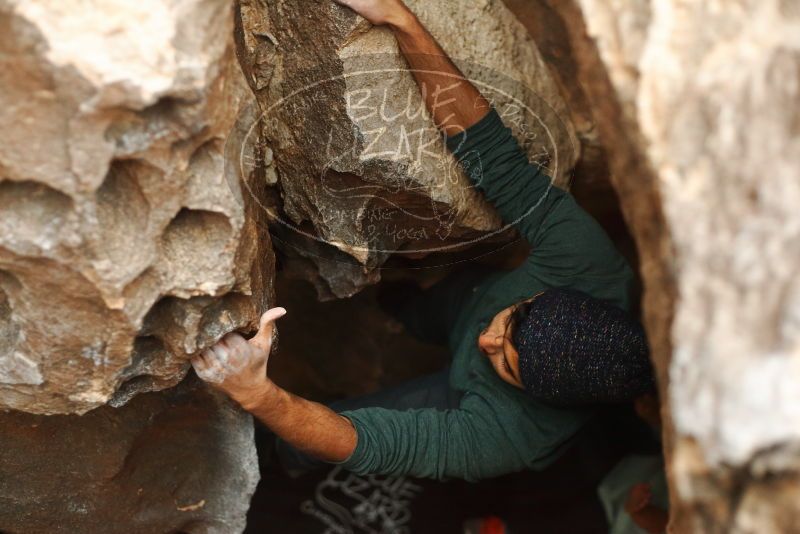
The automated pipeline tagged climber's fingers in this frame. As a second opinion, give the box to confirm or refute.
[198,348,216,371]
[215,332,250,373]
[191,352,208,374]
[210,341,230,362]
[249,307,287,354]
[221,332,247,350]
[192,347,226,384]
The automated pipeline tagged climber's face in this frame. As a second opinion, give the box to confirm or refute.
[477,304,524,389]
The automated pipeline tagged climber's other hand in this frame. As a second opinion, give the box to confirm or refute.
[191,307,287,409]
[624,483,653,514]
[332,0,411,27]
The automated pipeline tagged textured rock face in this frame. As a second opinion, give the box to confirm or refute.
[0,377,259,534]
[3,0,798,530]
[518,0,800,530]
[0,0,274,414]
[236,0,578,298]
[636,2,800,529]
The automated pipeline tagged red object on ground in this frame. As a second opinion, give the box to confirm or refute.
[480,515,507,534]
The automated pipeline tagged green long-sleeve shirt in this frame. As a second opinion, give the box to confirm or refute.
[339,109,635,482]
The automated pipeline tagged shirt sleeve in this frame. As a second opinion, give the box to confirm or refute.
[446,110,634,308]
[338,388,590,482]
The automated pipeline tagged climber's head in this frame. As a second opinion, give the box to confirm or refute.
[479,289,655,405]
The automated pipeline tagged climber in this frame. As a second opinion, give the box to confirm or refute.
[191,0,654,481]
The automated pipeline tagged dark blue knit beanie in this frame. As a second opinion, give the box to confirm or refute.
[511,288,654,406]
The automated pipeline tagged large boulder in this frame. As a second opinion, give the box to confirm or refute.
[513,0,800,530]
[235,0,579,298]
[0,377,259,534]
[0,0,274,414]
[634,1,800,529]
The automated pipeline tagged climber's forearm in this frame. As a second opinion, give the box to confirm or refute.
[242,382,357,463]
[389,10,491,136]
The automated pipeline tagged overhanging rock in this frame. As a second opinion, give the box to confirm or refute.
[236,0,579,298]
[0,0,275,414]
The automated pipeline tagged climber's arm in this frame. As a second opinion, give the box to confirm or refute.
[389,0,634,297]
[191,308,357,463]
[335,1,634,301]
[334,0,558,245]
[333,0,490,135]
[338,391,591,481]
[444,108,635,307]
[242,384,357,463]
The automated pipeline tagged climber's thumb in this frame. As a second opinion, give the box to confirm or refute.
[248,307,287,353]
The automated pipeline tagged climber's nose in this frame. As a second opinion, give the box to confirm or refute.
[478,329,503,355]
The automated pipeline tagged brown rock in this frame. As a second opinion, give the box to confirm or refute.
[0,376,258,534]
[235,0,579,298]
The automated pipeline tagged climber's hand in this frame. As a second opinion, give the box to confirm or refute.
[624,483,653,514]
[332,0,411,27]
[191,307,287,408]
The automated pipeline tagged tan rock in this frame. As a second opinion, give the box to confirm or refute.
[519,0,800,529]
[0,0,274,414]
[637,2,800,529]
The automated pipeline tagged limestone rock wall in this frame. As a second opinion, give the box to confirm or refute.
[636,2,800,529]
[0,377,259,534]
[513,0,800,530]
[0,0,274,414]
[235,0,579,298]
